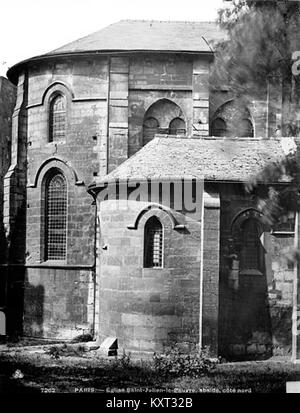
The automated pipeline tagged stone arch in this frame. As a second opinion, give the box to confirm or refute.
[230,208,268,275]
[42,82,73,143]
[169,117,186,135]
[211,100,254,138]
[29,157,82,189]
[231,208,265,235]
[41,166,68,194]
[127,204,184,230]
[143,99,186,145]
[41,81,74,106]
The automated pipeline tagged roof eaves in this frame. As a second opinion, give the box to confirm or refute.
[7,49,213,85]
[87,176,287,196]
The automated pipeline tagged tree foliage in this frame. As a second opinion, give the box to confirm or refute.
[215,1,300,257]
[213,0,300,132]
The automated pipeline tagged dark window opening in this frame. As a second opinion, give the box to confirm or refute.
[143,117,160,145]
[240,118,254,138]
[169,117,186,135]
[240,218,263,272]
[211,118,227,137]
[144,216,163,268]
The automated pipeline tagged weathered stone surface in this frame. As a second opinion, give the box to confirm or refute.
[1,20,297,360]
[218,185,293,360]
[97,199,205,354]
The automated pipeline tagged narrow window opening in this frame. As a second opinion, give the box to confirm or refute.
[240,218,262,273]
[144,216,163,268]
[49,94,66,142]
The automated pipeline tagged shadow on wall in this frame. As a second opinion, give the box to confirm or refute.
[4,267,44,339]
[0,221,8,264]
[0,221,8,319]
[219,276,273,361]
[8,199,26,264]
[3,195,28,337]
[22,270,44,338]
[220,249,273,361]
[5,266,26,337]
[230,273,273,361]
[219,211,273,361]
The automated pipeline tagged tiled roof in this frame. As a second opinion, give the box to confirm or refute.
[7,20,226,84]
[49,20,225,55]
[91,136,292,189]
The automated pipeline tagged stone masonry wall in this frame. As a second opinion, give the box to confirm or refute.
[23,267,94,339]
[97,199,204,354]
[18,57,110,338]
[128,54,210,156]
[202,194,220,355]
[219,184,294,360]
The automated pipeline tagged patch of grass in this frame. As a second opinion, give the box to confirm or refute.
[152,346,217,378]
[0,349,300,393]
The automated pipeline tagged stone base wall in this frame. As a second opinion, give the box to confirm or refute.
[23,267,95,340]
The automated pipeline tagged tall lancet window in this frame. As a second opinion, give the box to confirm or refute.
[45,172,67,260]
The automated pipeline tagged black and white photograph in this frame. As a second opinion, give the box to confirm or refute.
[1,0,300,399]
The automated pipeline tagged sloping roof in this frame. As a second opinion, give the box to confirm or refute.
[91,136,292,189]
[7,20,226,84]
[49,20,225,55]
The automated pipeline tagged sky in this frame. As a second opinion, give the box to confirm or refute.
[0,0,225,77]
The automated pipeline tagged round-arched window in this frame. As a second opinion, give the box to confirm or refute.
[49,94,66,142]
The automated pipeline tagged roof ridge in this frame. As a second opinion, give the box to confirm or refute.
[156,135,284,141]
[119,19,218,24]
